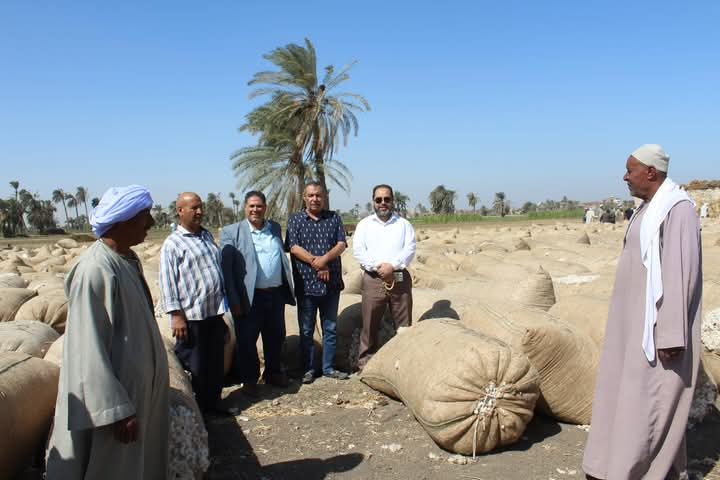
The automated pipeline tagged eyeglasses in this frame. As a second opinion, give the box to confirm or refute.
[374,197,392,204]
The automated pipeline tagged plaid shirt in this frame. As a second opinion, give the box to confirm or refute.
[159,225,227,320]
[285,209,346,296]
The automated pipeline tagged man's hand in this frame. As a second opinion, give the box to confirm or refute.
[318,268,330,282]
[376,263,394,282]
[171,312,189,341]
[312,255,328,271]
[113,415,139,444]
[658,347,684,362]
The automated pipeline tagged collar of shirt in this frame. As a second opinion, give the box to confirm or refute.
[247,218,271,234]
[175,224,210,238]
[301,209,331,221]
[370,212,400,225]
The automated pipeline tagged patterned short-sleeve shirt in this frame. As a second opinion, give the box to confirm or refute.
[285,209,346,296]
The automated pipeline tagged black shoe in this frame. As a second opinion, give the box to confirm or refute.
[324,369,349,380]
[264,372,290,388]
[240,383,260,398]
[302,371,315,384]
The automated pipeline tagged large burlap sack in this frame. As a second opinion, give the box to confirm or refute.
[0,273,28,289]
[14,292,69,334]
[548,295,608,347]
[510,266,556,311]
[44,335,64,367]
[0,352,59,479]
[342,269,364,295]
[461,301,599,424]
[0,288,38,321]
[162,337,210,479]
[0,320,60,358]
[361,320,540,455]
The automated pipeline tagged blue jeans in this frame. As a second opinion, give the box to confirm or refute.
[297,291,340,374]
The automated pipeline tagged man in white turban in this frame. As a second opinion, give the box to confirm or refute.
[47,185,169,480]
[583,145,702,479]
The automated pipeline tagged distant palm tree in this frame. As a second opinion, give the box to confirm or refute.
[244,38,370,206]
[429,185,456,214]
[52,189,69,226]
[9,181,19,202]
[91,197,100,208]
[493,192,506,217]
[467,192,477,211]
[66,193,79,229]
[228,192,237,221]
[76,186,89,229]
[394,191,410,218]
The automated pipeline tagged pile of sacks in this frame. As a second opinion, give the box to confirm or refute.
[343,222,720,456]
[0,237,210,478]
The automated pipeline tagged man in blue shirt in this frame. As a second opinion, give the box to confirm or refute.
[285,182,349,383]
[220,191,295,397]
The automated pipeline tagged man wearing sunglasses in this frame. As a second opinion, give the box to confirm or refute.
[352,184,416,370]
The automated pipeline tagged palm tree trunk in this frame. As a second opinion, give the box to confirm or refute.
[83,201,90,230]
[61,199,69,227]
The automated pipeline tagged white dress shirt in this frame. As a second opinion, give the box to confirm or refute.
[352,212,416,271]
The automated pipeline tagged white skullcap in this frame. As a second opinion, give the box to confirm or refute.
[631,144,670,172]
[90,185,153,237]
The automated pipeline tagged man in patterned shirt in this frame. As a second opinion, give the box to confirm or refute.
[285,182,349,384]
[159,192,228,415]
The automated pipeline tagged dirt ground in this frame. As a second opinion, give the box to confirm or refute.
[206,369,720,480]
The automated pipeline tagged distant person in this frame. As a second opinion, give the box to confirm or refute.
[220,191,295,396]
[285,182,349,383]
[599,208,615,224]
[624,206,634,221]
[352,184,417,370]
[159,192,227,415]
[46,185,168,479]
[584,208,596,224]
[170,221,177,231]
[583,144,702,480]
[700,202,710,218]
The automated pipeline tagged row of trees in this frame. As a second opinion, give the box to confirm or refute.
[231,38,369,217]
[1,182,99,236]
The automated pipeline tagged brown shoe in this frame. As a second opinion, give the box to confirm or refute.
[240,382,260,398]
[264,372,290,388]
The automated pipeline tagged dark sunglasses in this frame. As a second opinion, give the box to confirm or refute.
[374,197,393,204]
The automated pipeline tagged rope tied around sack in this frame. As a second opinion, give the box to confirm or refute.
[471,382,501,458]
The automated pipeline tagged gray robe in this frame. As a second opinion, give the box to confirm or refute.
[583,200,702,479]
[46,241,169,479]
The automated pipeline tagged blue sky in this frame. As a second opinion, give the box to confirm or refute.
[2,0,718,218]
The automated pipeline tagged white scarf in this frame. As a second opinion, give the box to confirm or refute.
[638,178,692,361]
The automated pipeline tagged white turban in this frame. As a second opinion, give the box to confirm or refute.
[90,185,153,237]
[631,144,670,172]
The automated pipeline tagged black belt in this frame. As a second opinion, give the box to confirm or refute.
[255,286,279,293]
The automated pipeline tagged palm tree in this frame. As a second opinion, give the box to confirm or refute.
[91,197,100,208]
[228,192,237,221]
[244,38,370,205]
[9,181,19,202]
[493,192,506,217]
[52,189,69,226]
[8,181,25,233]
[394,191,410,218]
[467,192,477,212]
[429,185,456,214]
[66,193,80,229]
[76,186,89,229]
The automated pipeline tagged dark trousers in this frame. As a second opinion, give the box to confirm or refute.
[297,291,340,374]
[233,288,286,384]
[174,315,225,412]
[358,269,412,368]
